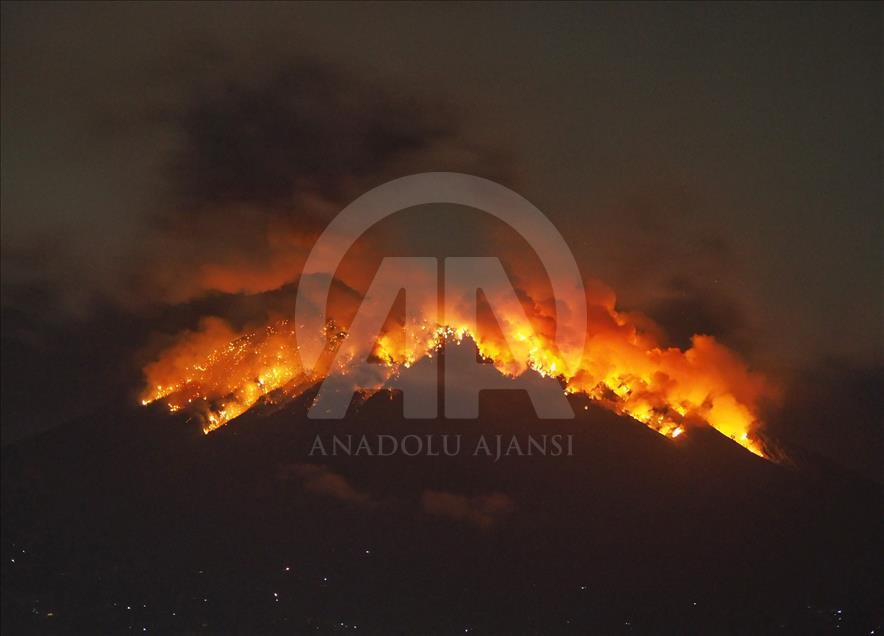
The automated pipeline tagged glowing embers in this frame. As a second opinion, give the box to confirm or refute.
[140,318,304,433]
[141,298,769,456]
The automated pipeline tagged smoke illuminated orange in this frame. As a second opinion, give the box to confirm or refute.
[141,279,770,457]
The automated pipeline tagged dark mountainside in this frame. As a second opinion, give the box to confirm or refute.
[3,377,882,634]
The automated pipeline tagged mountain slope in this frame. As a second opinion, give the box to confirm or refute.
[3,387,882,634]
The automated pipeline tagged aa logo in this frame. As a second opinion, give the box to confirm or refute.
[294,173,587,419]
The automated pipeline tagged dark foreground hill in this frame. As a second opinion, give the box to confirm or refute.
[3,385,882,634]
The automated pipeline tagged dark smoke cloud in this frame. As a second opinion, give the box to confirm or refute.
[643,276,754,354]
[168,64,453,211]
[574,182,767,360]
[137,60,511,305]
[1,46,510,441]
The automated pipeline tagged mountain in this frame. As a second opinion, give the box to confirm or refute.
[3,381,882,634]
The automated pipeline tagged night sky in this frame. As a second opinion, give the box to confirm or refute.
[4,3,881,355]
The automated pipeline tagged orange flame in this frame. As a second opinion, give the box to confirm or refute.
[141,280,770,458]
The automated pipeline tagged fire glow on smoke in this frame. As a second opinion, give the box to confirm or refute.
[141,275,770,458]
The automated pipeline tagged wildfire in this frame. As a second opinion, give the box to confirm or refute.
[141,317,304,434]
[141,284,770,458]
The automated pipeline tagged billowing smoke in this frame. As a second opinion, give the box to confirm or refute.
[3,43,774,456]
[138,63,508,305]
[142,256,773,456]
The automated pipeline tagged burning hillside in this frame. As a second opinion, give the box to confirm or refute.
[141,274,771,457]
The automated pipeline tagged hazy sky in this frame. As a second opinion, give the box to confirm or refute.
[2,2,881,371]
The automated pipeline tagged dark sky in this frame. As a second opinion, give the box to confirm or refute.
[1,3,881,451]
